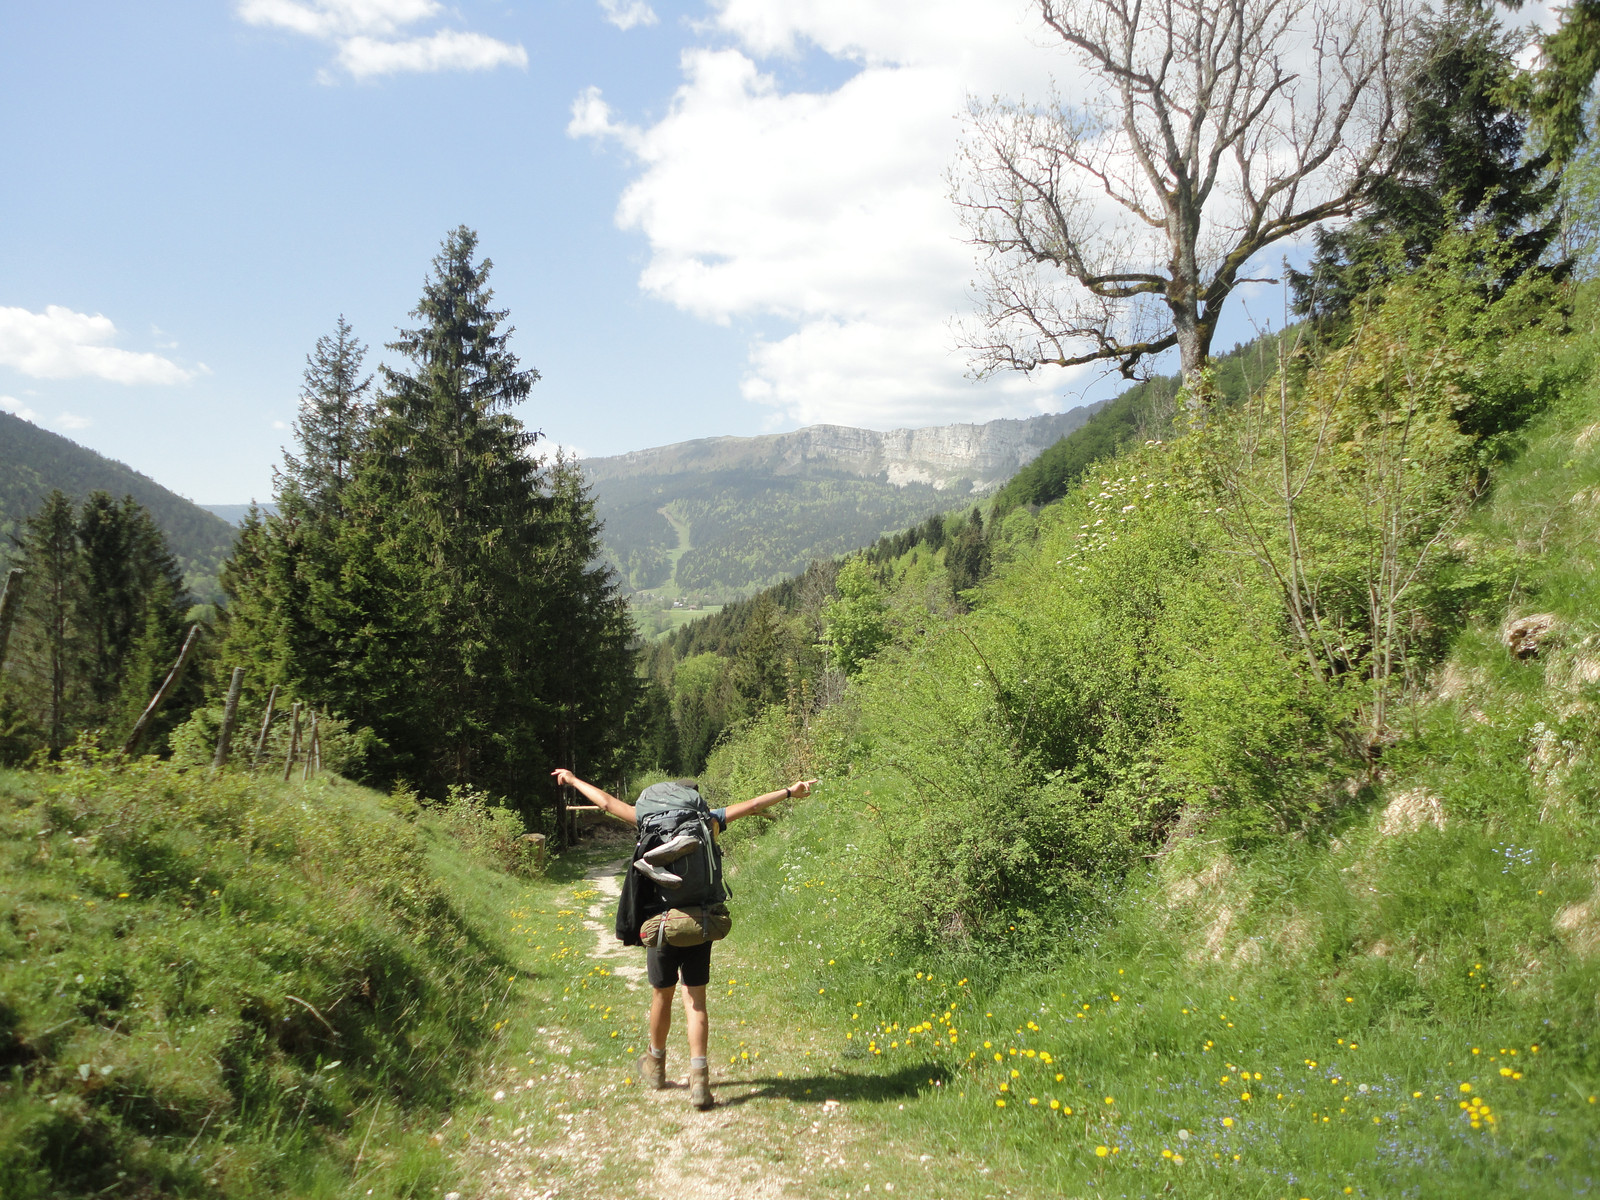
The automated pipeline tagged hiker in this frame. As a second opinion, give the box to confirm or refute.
[549,769,815,1110]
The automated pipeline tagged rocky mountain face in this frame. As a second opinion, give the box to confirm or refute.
[583,407,1099,600]
[582,407,1099,494]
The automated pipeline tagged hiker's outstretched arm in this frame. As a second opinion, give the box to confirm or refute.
[722,779,816,824]
[550,769,636,824]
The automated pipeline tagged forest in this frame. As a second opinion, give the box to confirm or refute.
[2,0,1599,1195]
[0,228,638,826]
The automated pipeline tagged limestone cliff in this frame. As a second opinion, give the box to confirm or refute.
[582,407,1099,494]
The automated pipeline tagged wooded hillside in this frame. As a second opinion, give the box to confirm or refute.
[0,413,238,598]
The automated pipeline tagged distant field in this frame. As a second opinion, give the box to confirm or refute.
[636,603,723,640]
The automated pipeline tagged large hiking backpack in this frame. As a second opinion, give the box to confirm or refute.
[626,782,731,947]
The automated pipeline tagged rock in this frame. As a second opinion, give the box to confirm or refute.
[1554,892,1599,959]
[582,409,1099,494]
[1503,613,1558,660]
[1376,789,1446,836]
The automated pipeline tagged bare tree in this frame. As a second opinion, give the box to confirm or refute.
[955,0,1416,393]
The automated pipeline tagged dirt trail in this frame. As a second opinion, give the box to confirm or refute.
[578,857,646,991]
[464,855,859,1200]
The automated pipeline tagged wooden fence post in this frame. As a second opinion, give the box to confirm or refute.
[252,684,278,766]
[119,624,201,762]
[0,568,25,674]
[282,702,302,782]
[212,667,245,770]
[301,710,318,782]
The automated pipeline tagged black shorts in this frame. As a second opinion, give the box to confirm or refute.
[646,940,712,989]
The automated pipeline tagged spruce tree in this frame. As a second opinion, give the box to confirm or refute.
[1293,4,1565,326]
[13,491,84,753]
[343,226,550,798]
[279,315,371,519]
[542,454,641,787]
[76,493,189,735]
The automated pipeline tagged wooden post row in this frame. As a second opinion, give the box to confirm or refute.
[119,624,201,761]
[252,684,279,766]
[212,667,246,769]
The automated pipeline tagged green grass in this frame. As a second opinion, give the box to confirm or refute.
[684,760,1600,1199]
[631,302,1600,1197]
[0,759,553,1198]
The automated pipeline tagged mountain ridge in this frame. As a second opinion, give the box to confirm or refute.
[582,407,1102,598]
[582,407,1101,492]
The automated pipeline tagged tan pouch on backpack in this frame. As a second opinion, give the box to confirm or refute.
[640,904,732,948]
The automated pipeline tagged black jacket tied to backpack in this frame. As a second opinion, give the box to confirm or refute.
[615,782,730,946]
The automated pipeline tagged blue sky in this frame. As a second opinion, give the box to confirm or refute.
[7,0,1536,504]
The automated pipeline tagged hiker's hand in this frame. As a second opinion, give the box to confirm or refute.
[551,768,577,788]
[787,779,818,799]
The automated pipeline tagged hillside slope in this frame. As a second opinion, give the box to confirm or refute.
[0,413,238,594]
[677,286,1600,1199]
[584,408,1098,598]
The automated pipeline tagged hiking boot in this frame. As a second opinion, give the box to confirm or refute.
[689,1065,714,1110]
[643,832,700,865]
[633,858,683,887]
[637,1052,666,1090]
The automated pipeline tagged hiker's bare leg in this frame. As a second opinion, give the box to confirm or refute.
[682,984,709,1060]
[649,985,676,1052]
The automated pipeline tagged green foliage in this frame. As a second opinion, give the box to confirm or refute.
[1293,4,1565,328]
[213,231,639,821]
[427,785,545,878]
[0,759,517,1198]
[3,491,193,758]
[990,334,1288,518]
[1524,0,1600,160]
[820,558,889,676]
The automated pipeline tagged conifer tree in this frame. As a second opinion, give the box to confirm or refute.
[340,227,552,798]
[1293,4,1565,326]
[279,315,371,519]
[76,492,189,734]
[5,490,190,753]
[542,454,642,787]
[13,491,84,753]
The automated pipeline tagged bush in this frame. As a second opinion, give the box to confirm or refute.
[428,785,545,877]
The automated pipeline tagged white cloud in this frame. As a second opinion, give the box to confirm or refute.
[339,30,528,78]
[238,0,442,38]
[567,86,644,150]
[0,395,39,422]
[0,305,195,385]
[1,395,96,434]
[599,0,658,32]
[572,2,1077,430]
[238,0,526,79]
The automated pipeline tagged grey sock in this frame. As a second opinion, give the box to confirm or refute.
[648,1046,665,1060]
[690,1056,707,1069]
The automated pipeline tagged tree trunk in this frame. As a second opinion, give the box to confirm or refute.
[0,569,24,674]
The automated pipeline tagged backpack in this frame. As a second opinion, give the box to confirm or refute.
[627,782,731,946]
